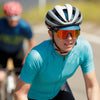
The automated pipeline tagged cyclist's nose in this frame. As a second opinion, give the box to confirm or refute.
[66,33,73,40]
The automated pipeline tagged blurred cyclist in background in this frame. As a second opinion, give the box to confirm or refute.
[0,1,35,87]
[14,3,100,100]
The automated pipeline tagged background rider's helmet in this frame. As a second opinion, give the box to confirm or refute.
[4,1,22,16]
[45,4,82,30]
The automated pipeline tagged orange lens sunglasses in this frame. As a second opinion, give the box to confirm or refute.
[56,30,80,39]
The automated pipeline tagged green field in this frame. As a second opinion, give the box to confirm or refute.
[0,1,100,25]
[22,1,100,25]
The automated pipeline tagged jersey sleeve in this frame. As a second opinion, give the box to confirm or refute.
[20,50,42,83]
[80,41,95,73]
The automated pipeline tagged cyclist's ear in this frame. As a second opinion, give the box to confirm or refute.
[48,29,52,39]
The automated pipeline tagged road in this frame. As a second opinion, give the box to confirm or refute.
[31,22,100,100]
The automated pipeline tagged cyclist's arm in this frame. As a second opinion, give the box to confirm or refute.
[14,78,31,100]
[83,70,100,100]
[22,38,35,65]
[28,38,35,51]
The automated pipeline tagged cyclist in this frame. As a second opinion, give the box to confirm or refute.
[0,1,35,87]
[14,4,100,100]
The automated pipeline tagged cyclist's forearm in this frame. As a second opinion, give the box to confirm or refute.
[22,39,35,65]
[87,85,100,100]
[28,38,35,52]
[14,78,31,100]
[14,93,28,100]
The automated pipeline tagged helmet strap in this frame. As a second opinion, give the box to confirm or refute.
[51,31,68,55]
[54,42,68,54]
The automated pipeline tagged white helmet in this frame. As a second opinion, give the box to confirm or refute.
[45,4,82,29]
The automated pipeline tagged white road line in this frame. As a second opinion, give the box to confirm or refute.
[80,32,100,44]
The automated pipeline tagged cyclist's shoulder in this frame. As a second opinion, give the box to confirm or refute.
[25,40,53,67]
[0,18,8,30]
[77,37,89,42]
[18,18,31,28]
[33,40,52,51]
[25,41,49,64]
[0,17,7,24]
[30,40,52,56]
[77,37,91,47]
[0,17,5,21]
[76,37,93,55]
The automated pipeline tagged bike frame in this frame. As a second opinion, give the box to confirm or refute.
[0,58,16,100]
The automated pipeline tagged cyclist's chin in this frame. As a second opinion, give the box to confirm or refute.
[63,47,73,53]
[7,20,19,27]
[9,23,18,27]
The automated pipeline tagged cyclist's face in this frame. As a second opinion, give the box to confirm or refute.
[5,15,20,27]
[7,19,19,27]
[48,30,77,54]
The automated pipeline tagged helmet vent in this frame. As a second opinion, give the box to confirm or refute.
[75,12,81,23]
[63,9,69,21]
[53,8,66,22]
[46,13,62,25]
[72,7,76,16]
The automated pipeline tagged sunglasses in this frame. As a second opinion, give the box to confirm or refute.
[6,15,20,20]
[56,30,80,39]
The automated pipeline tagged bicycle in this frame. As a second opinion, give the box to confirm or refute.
[0,58,16,100]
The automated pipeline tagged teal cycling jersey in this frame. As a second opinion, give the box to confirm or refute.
[20,37,95,100]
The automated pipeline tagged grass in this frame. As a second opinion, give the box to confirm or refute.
[0,1,100,25]
[0,4,4,17]
[73,2,100,22]
[22,1,100,25]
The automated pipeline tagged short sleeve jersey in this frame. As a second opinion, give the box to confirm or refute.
[0,18,33,53]
[20,37,95,100]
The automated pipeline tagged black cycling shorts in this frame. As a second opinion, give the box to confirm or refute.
[0,49,24,75]
[28,82,75,100]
